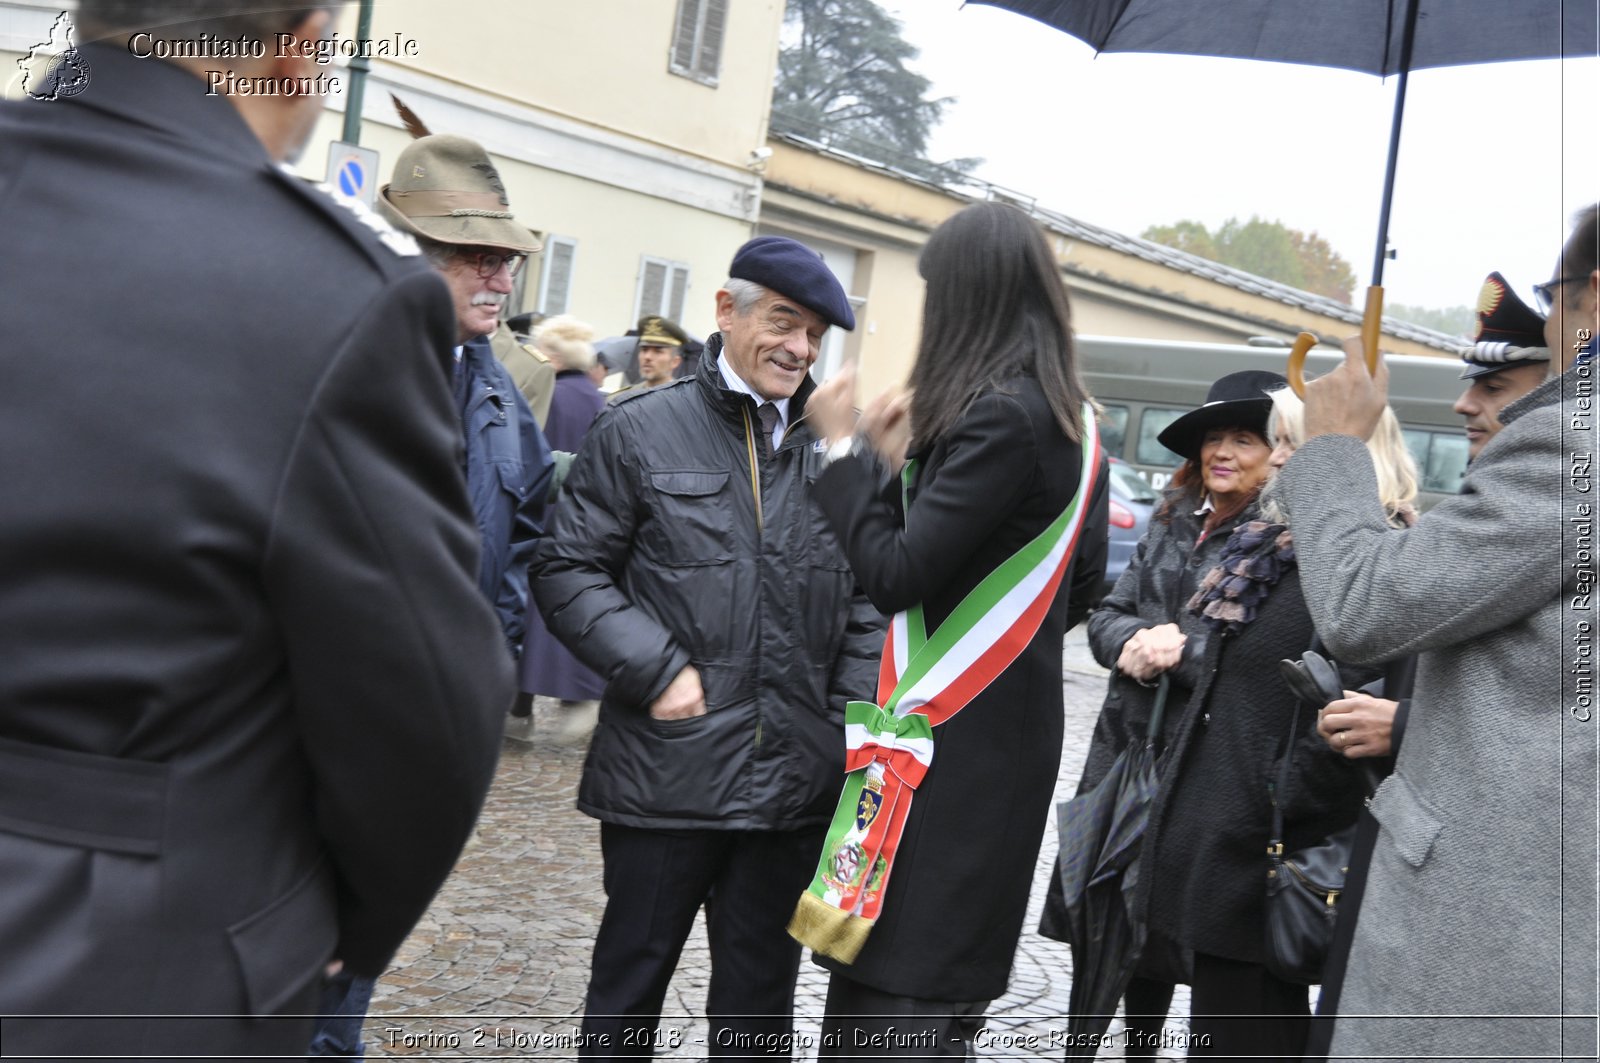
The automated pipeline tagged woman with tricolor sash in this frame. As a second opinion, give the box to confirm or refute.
[801,201,1111,1056]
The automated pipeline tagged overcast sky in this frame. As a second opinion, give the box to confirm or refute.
[884,2,1599,313]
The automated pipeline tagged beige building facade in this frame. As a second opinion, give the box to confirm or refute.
[4,0,1461,384]
[4,0,783,342]
[760,134,1463,397]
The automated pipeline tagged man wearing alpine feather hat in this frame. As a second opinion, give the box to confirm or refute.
[309,135,554,1058]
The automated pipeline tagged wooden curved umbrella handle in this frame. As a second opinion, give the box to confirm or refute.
[1286,332,1319,398]
[1286,286,1386,397]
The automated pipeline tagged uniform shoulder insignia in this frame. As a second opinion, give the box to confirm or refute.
[278,163,420,259]
[521,343,550,363]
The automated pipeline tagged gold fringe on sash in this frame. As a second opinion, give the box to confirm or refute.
[788,890,873,964]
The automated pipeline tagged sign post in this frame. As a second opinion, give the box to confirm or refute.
[325,142,380,208]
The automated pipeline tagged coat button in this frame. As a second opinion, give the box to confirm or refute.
[1201,711,1211,725]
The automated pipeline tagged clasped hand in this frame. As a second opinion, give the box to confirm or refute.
[1117,623,1185,682]
[1316,691,1396,759]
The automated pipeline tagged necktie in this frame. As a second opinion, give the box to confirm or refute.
[757,403,781,460]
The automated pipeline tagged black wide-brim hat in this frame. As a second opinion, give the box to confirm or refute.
[1156,369,1287,461]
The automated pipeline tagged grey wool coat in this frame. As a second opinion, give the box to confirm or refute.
[1277,368,1598,1060]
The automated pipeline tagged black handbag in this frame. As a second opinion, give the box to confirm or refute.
[1263,648,1362,985]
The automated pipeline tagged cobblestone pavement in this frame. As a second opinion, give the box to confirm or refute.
[365,630,1190,1060]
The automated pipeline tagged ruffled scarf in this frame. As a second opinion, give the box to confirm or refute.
[1187,520,1296,632]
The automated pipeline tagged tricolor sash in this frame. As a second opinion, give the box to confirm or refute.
[789,405,1102,963]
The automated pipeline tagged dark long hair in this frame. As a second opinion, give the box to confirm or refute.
[908,202,1091,445]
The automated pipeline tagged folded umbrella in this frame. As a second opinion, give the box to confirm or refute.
[1053,673,1170,1057]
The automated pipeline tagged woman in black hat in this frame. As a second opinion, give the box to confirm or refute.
[1042,370,1282,1055]
[1049,369,1380,1059]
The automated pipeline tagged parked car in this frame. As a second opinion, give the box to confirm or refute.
[1102,456,1157,595]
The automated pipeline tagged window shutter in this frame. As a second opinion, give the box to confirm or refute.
[670,0,701,74]
[694,0,726,82]
[667,265,689,322]
[639,259,668,317]
[541,238,575,315]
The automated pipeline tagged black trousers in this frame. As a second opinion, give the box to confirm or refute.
[1187,952,1309,1062]
[1122,976,1177,1062]
[818,975,988,1060]
[579,823,824,1060]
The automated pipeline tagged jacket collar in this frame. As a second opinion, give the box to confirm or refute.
[1500,362,1567,427]
[694,332,818,444]
[65,43,274,170]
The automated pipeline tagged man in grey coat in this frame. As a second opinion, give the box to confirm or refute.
[1278,205,1598,1058]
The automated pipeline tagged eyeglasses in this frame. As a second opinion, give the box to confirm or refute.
[1534,276,1585,315]
[459,250,527,279]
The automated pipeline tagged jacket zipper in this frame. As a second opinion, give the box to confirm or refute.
[742,404,764,752]
[741,405,764,534]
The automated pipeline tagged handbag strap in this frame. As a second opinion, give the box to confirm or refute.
[1268,636,1323,855]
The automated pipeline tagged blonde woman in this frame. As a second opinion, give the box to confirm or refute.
[1264,386,1418,528]
[1262,383,1422,1055]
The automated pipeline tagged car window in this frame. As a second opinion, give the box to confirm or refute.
[1098,405,1128,460]
[1108,461,1157,502]
[1135,407,1190,467]
[1403,427,1468,494]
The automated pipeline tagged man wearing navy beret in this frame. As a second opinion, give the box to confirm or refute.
[531,236,882,1057]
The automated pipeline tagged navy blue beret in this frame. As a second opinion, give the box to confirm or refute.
[728,236,855,331]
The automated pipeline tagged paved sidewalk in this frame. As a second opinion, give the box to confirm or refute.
[364,629,1191,1059]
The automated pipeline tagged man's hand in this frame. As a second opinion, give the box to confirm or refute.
[1116,623,1186,682]
[649,664,706,721]
[1317,691,1396,759]
[1303,336,1390,442]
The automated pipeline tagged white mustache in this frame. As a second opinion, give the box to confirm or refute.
[471,293,506,308]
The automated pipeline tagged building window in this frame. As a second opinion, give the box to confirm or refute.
[538,236,577,316]
[669,0,726,86]
[635,256,690,322]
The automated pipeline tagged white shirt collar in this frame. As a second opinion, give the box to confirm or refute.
[717,354,790,446]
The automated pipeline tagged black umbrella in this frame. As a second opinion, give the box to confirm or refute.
[1053,673,1170,1057]
[968,0,1597,392]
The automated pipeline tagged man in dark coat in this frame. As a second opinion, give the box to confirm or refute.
[531,236,884,1057]
[376,133,554,661]
[0,4,510,1057]
[297,133,554,1057]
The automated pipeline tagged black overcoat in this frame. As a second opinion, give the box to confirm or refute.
[0,45,510,1057]
[1139,565,1376,964]
[1038,496,1249,960]
[530,339,885,830]
[811,378,1109,1002]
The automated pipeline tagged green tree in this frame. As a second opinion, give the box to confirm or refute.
[1141,215,1357,304]
[772,0,980,182]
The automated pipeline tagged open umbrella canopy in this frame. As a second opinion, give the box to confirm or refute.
[968,0,1597,391]
[973,0,1597,74]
